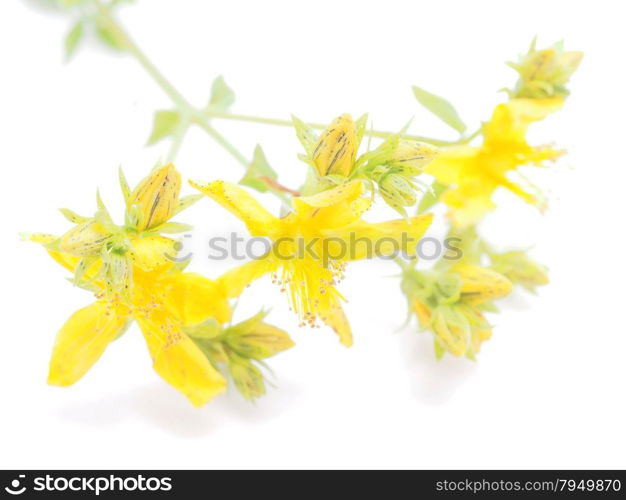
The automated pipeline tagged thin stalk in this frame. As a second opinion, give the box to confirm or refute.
[203,110,460,146]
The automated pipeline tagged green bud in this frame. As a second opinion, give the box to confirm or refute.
[490,251,549,293]
[508,39,583,99]
[229,356,265,401]
[59,219,110,257]
[225,310,294,360]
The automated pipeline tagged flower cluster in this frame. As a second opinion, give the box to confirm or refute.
[26,4,581,408]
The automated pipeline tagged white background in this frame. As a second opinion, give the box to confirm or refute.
[1,0,625,469]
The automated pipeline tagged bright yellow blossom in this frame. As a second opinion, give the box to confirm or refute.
[27,163,293,405]
[29,241,229,406]
[30,235,292,406]
[426,97,563,227]
[191,179,433,346]
[42,163,196,296]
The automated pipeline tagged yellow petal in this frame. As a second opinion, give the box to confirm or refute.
[484,98,563,147]
[327,213,433,260]
[129,163,181,231]
[425,146,479,186]
[440,185,497,228]
[505,97,564,123]
[322,302,353,347]
[189,180,277,236]
[160,272,232,325]
[413,299,432,326]
[129,235,179,271]
[216,258,278,299]
[48,301,130,387]
[137,309,226,407]
[296,196,372,230]
[296,180,363,209]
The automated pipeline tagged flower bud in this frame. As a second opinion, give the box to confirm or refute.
[510,41,583,99]
[229,357,265,400]
[101,251,132,298]
[379,173,418,211]
[490,251,549,292]
[225,311,294,359]
[454,264,512,305]
[432,306,469,357]
[129,163,181,231]
[312,114,358,177]
[59,219,110,256]
[388,140,439,171]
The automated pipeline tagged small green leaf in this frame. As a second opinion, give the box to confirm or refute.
[291,115,317,157]
[417,181,447,214]
[207,76,235,112]
[185,318,222,339]
[118,167,131,205]
[239,145,278,193]
[95,189,114,228]
[147,110,181,145]
[354,113,369,144]
[433,339,446,360]
[59,207,90,224]
[412,85,466,134]
[64,21,84,60]
[173,193,204,216]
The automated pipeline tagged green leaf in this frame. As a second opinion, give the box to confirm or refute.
[59,207,90,224]
[118,167,131,205]
[417,181,447,214]
[434,340,446,360]
[185,318,222,339]
[354,113,369,144]
[291,115,317,157]
[239,145,278,193]
[147,110,181,145]
[173,193,204,216]
[64,21,84,60]
[412,85,466,134]
[207,75,235,112]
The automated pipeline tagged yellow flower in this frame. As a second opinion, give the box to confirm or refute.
[191,179,433,346]
[30,232,293,405]
[36,163,196,297]
[46,260,230,407]
[426,98,563,227]
[403,264,512,358]
[28,163,295,405]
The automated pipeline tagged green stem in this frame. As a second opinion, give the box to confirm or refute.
[193,117,249,167]
[94,1,251,167]
[166,114,191,163]
[203,110,459,146]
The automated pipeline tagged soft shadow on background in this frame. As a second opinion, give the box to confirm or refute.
[56,379,301,438]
